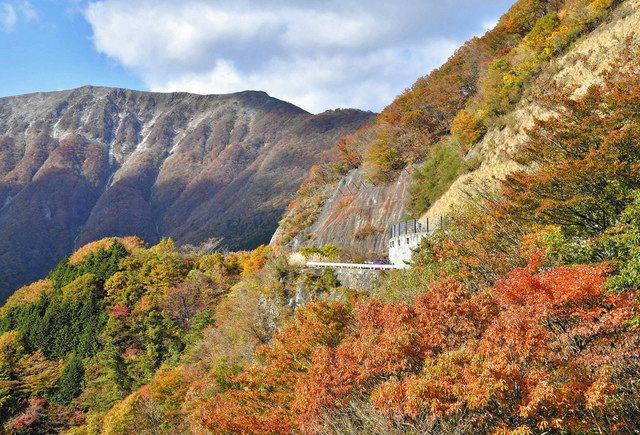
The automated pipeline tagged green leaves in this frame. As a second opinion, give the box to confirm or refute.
[53,355,84,405]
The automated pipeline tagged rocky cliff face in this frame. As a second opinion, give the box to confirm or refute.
[0,86,373,301]
[274,166,413,257]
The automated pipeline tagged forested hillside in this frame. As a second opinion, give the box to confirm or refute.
[0,87,373,302]
[273,0,626,256]
[1,0,639,433]
[1,57,638,431]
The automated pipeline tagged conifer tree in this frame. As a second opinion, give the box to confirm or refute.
[54,355,84,405]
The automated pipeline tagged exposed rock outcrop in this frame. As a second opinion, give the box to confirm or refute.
[423,0,640,220]
[276,166,413,257]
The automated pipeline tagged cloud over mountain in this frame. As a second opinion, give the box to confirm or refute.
[84,0,512,112]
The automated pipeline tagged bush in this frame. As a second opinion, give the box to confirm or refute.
[353,225,382,240]
[300,244,340,261]
[363,139,404,183]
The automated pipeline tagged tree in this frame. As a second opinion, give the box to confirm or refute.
[193,301,351,433]
[161,282,205,329]
[16,350,62,397]
[363,135,404,182]
[0,331,26,418]
[54,355,84,405]
[502,67,640,238]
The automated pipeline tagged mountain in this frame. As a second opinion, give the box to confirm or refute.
[273,0,633,258]
[0,86,373,301]
[1,1,640,433]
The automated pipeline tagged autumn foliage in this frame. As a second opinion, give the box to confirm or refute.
[187,262,637,434]
[1,1,639,433]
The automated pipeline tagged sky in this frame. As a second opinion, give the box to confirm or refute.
[0,0,514,113]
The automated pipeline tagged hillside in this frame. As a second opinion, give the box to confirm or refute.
[0,87,373,301]
[0,0,639,432]
[273,0,626,257]
[425,0,640,220]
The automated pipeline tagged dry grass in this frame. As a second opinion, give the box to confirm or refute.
[315,397,476,435]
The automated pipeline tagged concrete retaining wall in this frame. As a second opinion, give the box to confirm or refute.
[333,268,382,291]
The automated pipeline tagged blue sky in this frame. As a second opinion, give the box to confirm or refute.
[1,0,514,112]
[0,1,144,96]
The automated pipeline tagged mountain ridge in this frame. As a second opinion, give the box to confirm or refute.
[0,85,374,301]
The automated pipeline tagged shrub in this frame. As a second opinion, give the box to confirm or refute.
[300,244,340,261]
[363,139,404,183]
[407,139,464,217]
[353,224,382,240]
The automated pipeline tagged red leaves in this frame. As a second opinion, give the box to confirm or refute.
[193,261,637,433]
[6,397,46,431]
[110,304,130,317]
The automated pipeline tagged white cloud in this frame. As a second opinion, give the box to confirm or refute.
[16,0,36,21]
[153,42,459,113]
[84,0,513,112]
[0,3,17,32]
[0,1,37,32]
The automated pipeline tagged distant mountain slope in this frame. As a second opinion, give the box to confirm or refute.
[0,86,373,301]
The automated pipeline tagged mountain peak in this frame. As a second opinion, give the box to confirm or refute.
[0,87,374,301]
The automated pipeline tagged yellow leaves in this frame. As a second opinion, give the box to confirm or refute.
[585,366,615,410]
[360,123,410,183]
[101,387,141,435]
[451,108,486,146]
[0,331,26,375]
[151,237,177,254]
[0,279,55,316]
[494,424,533,435]
[15,349,63,395]
[69,236,144,265]
[237,245,271,279]
[105,242,188,308]
[62,274,102,302]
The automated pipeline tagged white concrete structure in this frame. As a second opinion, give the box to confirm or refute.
[388,218,445,266]
[306,261,404,270]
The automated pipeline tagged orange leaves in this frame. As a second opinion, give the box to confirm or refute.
[69,236,143,265]
[193,302,351,434]
[467,263,637,429]
[584,367,615,410]
[335,126,368,168]
[292,279,494,429]
[291,263,637,432]
[181,262,637,433]
[495,263,608,313]
[237,245,271,278]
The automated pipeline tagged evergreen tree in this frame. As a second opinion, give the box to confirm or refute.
[54,355,84,405]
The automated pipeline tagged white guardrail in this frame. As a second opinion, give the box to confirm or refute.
[306,261,407,270]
